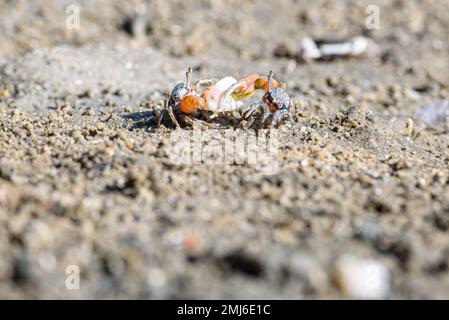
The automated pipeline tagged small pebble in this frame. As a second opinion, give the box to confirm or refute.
[334,254,390,299]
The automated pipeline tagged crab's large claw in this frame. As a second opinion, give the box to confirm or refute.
[201,76,243,113]
[222,74,279,103]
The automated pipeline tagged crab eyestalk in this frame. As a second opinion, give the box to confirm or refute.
[267,70,274,92]
[186,67,193,90]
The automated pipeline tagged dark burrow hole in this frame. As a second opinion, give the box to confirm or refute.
[219,250,265,278]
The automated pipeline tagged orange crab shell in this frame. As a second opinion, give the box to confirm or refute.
[180,95,206,114]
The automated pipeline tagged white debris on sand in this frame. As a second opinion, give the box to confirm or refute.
[300,36,378,61]
[334,254,390,299]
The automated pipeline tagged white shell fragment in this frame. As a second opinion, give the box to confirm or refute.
[300,36,377,61]
[334,254,390,299]
[301,37,322,60]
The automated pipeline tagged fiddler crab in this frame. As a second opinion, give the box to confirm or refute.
[157,68,294,129]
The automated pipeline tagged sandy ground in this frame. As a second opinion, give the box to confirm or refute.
[0,0,448,299]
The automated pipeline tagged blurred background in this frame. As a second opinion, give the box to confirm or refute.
[0,0,447,66]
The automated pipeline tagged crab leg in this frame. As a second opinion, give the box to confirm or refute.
[167,104,180,128]
[244,114,258,129]
[260,106,273,128]
[242,102,263,129]
[194,79,215,88]
[179,114,220,128]
[158,97,181,128]
[269,112,282,129]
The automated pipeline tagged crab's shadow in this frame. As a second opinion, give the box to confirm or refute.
[123,109,245,131]
[121,111,159,131]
